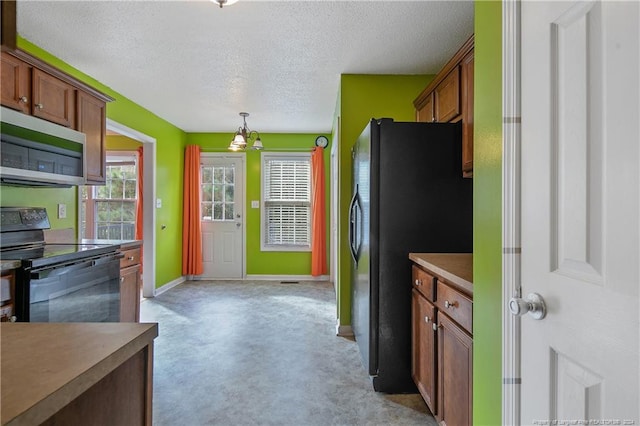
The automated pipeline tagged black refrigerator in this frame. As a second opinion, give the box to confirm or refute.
[349,118,472,393]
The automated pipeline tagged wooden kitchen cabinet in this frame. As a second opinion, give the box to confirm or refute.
[416,92,435,123]
[409,253,473,425]
[0,51,30,114]
[434,67,460,122]
[437,312,473,426]
[460,50,474,177]
[414,35,474,176]
[412,288,437,414]
[32,68,76,128]
[77,90,107,183]
[119,242,142,322]
[0,49,113,184]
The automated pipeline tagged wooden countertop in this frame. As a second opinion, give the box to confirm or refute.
[409,253,473,295]
[1,322,158,426]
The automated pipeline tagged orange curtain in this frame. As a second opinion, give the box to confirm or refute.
[135,146,144,272]
[311,147,327,276]
[182,145,203,275]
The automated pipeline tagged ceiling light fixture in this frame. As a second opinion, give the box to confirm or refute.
[212,0,239,8]
[228,112,263,151]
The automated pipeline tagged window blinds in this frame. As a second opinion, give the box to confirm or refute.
[263,157,311,246]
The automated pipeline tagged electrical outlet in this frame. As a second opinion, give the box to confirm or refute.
[58,204,67,219]
[251,200,259,209]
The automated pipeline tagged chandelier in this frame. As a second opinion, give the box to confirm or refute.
[212,0,239,8]
[228,112,263,151]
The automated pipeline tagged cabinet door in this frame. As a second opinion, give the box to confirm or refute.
[1,52,30,113]
[437,312,472,426]
[434,67,461,122]
[461,51,474,177]
[120,265,140,322]
[32,68,75,127]
[412,289,437,415]
[416,93,434,123]
[77,90,107,184]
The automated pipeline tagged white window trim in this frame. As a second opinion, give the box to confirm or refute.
[260,151,312,252]
[81,150,139,240]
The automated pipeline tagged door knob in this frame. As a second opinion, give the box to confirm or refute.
[236,222,241,228]
[509,292,547,320]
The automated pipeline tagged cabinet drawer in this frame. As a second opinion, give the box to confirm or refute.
[412,265,435,301]
[120,247,141,269]
[435,281,472,333]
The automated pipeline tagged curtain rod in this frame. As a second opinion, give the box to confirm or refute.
[200,148,316,153]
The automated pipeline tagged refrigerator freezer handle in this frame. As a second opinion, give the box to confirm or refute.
[348,185,359,263]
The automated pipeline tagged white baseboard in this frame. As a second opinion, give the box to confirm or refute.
[244,274,330,282]
[336,324,354,337]
[153,276,186,296]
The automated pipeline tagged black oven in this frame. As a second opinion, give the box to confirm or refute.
[20,250,121,322]
[1,207,122,322]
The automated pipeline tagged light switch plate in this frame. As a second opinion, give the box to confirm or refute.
[251,200,259,209]
[58,203,66,219]
[156,198,162,208]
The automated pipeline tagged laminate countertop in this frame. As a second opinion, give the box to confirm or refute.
[409,253,473,295]
[1,322,158,426]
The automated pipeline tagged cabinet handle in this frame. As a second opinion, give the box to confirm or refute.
[414,279,422,286]
[19,96,28,103]
[424,316,430,323]
[444,300,457,309]
[127,256,134,261]
[35,103,44,110]
[432,322,441,331]
[120,276,125,282]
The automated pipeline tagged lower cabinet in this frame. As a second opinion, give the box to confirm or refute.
[411,257,473,425]
[119,242,142,322]
[437,311,473,426]
[412,288,437,413]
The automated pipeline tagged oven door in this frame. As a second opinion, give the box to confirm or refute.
[20,253,121,322]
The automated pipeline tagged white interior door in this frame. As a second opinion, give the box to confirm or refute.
[519,1,639,423]
[200,154,244,279]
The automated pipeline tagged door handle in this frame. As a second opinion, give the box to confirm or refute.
[236,222,241,228]
[348,185,359,263]
[509,292,547,320]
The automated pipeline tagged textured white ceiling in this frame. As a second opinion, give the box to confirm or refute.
[16,0,474,134]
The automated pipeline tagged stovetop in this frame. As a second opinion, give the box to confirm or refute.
[0,243,120,269]
[0,207,122,269]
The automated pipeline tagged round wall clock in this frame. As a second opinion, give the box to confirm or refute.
[315,135,329,148]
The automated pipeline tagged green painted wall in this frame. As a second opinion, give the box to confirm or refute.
[473,1,503,425]
[185,132,331,275]
[0,37,187,289]
[106,135,142,150]
[0,186,78,232]
[336,74,434,326]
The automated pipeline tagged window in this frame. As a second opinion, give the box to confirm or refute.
[261,152,311,251]
[81,152,138,240]
[200,164,236,221]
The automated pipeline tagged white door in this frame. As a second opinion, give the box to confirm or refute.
[520,1,639,423]
[200,154,244,279]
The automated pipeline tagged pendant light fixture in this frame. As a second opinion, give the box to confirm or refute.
[212,0,239,8]
[228,112,263,151]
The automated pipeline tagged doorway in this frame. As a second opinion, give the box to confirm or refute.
[104,120,156,298]
[198,153,246,279]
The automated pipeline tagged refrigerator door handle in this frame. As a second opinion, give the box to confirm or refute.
[349,185,359,263]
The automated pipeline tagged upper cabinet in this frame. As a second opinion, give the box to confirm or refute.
[414,35,474,177]
[1,52,30,114]
[0,49,113,184]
